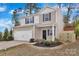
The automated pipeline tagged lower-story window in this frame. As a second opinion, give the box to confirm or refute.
[48,29,52,36]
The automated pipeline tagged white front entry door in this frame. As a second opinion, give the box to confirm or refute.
[14,30,32,41]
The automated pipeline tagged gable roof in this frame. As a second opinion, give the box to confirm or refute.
[37,6,57,14]
[21,6,60,19]
[64,24,74,31]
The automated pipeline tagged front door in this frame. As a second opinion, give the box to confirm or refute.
[43,30,46,40]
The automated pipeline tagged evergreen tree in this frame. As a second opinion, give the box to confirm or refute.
[3,28,8,41]
[10,29,13,36]
[0,32,2,41]
[8,29,14,40]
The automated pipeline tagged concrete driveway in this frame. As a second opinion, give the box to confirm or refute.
[0,41,26,50]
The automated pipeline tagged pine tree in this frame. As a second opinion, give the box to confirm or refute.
[3,28,8,41]
[8,29,14,40]
[10,29,12,36]
[0,32,2,41]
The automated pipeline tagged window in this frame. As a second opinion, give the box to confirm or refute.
[43,14,49,21]
[25,16,34,24]
[43,13,51,22]
[30,16,34,23]
[50,29,52,35]
[25,18,29,24]
[48,29,52,36]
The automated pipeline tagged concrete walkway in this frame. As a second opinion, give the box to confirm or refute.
[0,41,26,50]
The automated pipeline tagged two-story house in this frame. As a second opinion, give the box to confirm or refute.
[13,6,64,42]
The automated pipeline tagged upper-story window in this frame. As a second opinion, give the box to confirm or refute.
[25,16,34,24]
[43,13,51,22]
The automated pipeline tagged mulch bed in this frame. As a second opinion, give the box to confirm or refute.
[34,42,63,47]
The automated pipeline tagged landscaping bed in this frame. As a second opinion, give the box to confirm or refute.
[34,40,63,47]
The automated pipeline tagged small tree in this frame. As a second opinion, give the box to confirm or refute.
[3,28,9,41]
[0,32,2,41]
[74,18,79,39]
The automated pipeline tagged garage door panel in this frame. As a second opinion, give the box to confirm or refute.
[14,30,32,41]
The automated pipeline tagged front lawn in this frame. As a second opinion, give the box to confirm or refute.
[0,40,78,56]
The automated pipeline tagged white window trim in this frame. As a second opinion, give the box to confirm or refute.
[47,29,52,36]
[25,16,34,24]
[43,12,51,22]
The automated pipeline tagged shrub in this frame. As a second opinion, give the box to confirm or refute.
[8,36,14,41]
[74,20,79,38]
[34,39,62,47]
[43,39,62,47]
[30,38,35,43]
[54,38,59,42]
[43,40,52,46]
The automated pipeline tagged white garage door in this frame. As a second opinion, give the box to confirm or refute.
[14,30,32,41]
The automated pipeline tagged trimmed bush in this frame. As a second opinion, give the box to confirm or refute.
[44,41,51,46]
[43,40,52,46]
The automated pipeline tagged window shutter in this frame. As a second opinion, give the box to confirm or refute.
[49,13,51,20]
[32,16,34,23]
[25,18,26,24]
[48,29,50,36]
[54,26,56,36]
[43,14,44,21]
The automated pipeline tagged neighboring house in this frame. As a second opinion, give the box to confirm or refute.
[60,23,75,42]
[13,6,64,42]
[64,23,74,31]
